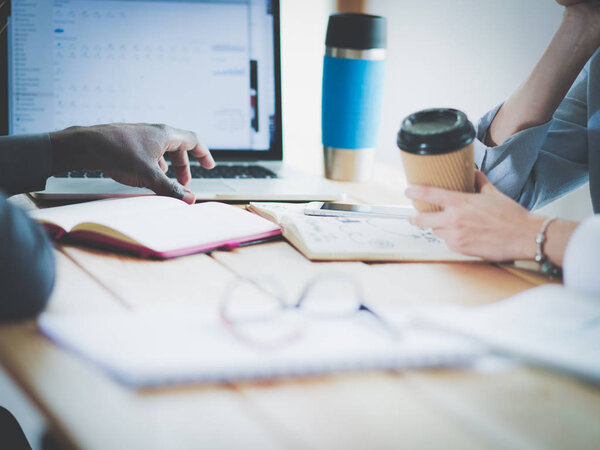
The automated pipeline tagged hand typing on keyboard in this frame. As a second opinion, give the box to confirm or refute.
[49,124,215,204]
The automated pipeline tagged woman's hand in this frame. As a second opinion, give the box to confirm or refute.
[405,171,545,262]
[405,171,580,265]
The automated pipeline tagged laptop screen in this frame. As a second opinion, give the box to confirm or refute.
[2,0,282,159]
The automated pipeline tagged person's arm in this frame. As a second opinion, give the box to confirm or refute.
[1,123,215,201]
[406,171,578,266]
[473,3,598,210]
[401,2,600,267]
[0,192,55,319]
[487,2,600,146]
[0,134,53,195]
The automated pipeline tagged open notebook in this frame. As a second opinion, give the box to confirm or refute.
[29,197,281,258]
[38,308,484,387]
[247,202,479,262]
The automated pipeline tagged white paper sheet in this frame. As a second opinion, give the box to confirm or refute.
[564,215,600,297]
[417,284,600,383]
[29,196,183,232]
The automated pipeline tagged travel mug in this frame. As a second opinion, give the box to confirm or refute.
[322,13,387,181]
[397,108,476,212]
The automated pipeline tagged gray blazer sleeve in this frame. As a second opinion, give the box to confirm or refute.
[0,134,55,318]
[0,134,52,195]
[0,192,55,319]
[474,66,590,210]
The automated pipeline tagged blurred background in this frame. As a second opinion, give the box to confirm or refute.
[282,0,594,220]
[2,1,594,448]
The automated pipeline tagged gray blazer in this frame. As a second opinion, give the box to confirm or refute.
[0,134,55,319]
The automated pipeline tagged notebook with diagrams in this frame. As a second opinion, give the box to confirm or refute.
[1,0,343,201]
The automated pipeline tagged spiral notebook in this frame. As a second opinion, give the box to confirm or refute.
[38,308,483,387]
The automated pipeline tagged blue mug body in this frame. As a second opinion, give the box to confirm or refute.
[322,13,387,181]
[322,55,386,151]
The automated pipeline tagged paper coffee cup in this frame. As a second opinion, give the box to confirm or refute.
[397,108,476,212]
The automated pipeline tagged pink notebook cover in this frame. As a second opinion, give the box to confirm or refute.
[42,224,281,259]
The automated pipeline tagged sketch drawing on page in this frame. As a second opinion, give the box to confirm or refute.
[247,202,478,261]
[289,215,445,251]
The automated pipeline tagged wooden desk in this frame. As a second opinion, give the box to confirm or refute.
[2,164,599,449]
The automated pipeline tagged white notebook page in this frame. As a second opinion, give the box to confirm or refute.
[29,196,184,232]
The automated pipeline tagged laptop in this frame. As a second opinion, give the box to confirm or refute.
[1,0,344,201]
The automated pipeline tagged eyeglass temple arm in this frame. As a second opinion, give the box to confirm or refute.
[359,304,403,339]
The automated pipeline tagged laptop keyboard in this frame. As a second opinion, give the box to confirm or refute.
[168,165,278,179]
[54,165,278,179]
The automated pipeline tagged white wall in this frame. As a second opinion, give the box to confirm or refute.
[280,0,334,172]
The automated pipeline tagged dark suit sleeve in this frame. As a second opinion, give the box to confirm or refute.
[0,134,53,195]
[0,135,55,319]
[0,193,55,319]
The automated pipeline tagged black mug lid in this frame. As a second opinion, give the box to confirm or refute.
[396,108,475,155]
[325,13,387,50]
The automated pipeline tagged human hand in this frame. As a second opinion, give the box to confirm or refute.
[405,171,545,262]
[50,123,215,204]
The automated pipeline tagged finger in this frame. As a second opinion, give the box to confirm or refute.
[168,149,191,186]
[188,141,215,169]
[168,127,215,169]
[158,156,169,173]
[145,167,195,204]
[409,211,449,229]
[405,185,468,208]
[475,170,496,194]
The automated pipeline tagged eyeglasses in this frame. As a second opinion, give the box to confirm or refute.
[219,273,400,350]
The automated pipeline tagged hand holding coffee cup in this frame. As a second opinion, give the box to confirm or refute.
[397,108,476,212]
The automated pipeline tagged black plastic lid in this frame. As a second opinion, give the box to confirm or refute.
[325,13,387,50]
[396,108,475,155]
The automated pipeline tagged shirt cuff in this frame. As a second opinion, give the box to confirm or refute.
[474,103,503,171]
[476,103,503,142]
[563,215,600,297]
[0,134,52,195]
